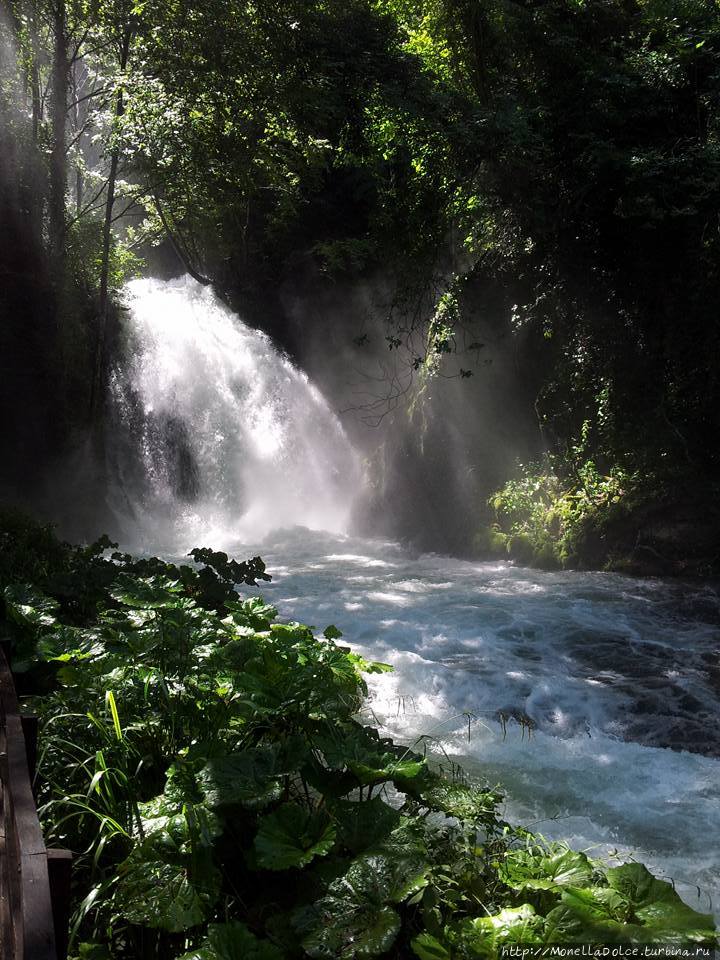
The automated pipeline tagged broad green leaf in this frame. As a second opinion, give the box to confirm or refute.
[543,872,717,946]
[606,864,716,940]
[4,583,58,627]
[542,888,630,943]
[76,944,112,960]
[411,933,452,960]
[560,885,628,924]
[364,661,393,674]
[417,779,501,822]
[196,746,297,810]
[110,574,188,609]
[300,903,401,960]
[348,652,393,674]
[117,856,217,932]
[117,789,221,932]
[225,596,277,630]
[136,787,221,844]
[330,796,402,854]
[316,725,428,787]
[254,803,336,870]
[295,829,428,958]
[500,847,594,891]
[179,921,283,960]
[464,904,543,946]
[328,838,428,907]
[37,625,104,662]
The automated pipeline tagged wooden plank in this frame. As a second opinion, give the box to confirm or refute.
[0,738,20,960]
[0,832,8,960]
[0,749,12,960]
[19,852,56,960]
[4,715,46,856]
[0,645,61,960]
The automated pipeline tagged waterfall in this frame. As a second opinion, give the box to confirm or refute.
[108,275,360,551]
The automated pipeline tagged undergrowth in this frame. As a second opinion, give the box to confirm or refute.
[0,509,716,958]
[477,456,643,570]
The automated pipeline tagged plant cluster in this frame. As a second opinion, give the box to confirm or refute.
[0,515,716,958]
[481,456,639,570]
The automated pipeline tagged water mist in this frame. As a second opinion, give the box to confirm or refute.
[108,276,361,552]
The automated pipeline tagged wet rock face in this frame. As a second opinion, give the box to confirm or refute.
[158,414,201,503]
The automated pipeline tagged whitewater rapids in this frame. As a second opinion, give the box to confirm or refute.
[242,528,720,921]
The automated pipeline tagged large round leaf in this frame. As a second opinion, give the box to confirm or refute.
[301,903,400,960]
[330,796,402,854]
[500,847,594,891]
[297,832,429,959]
[197,749,285,811]
[118,858,214,932]
[179,922,283,960]
[254,803,336,870]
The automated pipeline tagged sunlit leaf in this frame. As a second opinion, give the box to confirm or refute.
[179,921,283,960]
[110,574,188,609]
[4,583,58,627]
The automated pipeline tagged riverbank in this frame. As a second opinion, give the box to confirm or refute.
[479,466,720,579]
[3,514,717,956]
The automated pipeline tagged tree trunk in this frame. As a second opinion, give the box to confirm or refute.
[49,0,68,262]
[71,60,84,215]
[153,196,211,286]
[90,26,132,424]
[29,1,42,146]
[7,1,44,232]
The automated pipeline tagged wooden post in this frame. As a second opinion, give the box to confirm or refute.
[0,647,60,960]
[47,850,73,960]
[20,716,38,788]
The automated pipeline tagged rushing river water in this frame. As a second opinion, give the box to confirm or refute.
[112,275,720,922]
[228,528,720,921]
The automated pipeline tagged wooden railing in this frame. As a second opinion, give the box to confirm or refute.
[0,646,72,960]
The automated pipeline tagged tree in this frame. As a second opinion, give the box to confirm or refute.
[93,5,134,422]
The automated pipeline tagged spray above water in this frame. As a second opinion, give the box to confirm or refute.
[109,276,360,550]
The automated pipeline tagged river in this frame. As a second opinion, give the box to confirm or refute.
[236,527,720,921]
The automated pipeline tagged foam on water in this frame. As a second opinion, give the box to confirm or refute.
[232,528,720,919]
[108,277,360,551]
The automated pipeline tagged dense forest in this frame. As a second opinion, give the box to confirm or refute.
[2,1,720,958]
[2,0,720,568]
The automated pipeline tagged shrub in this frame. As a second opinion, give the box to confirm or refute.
[487,458,639,569]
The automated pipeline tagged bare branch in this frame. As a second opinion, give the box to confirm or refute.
[64,175,111,228]
[66,84,109,113]
[110,198,142,223]
[68,26,91,65]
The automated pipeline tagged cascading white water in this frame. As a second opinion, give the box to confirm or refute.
[109,276,360,550]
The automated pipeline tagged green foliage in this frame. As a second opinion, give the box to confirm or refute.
[65,218,142,296]
[6,0,720,503]
[254,804,336,871]
[180,923,284,960]
[0,515,714,958]
[485,451,641,569]
[4,0,720,509]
